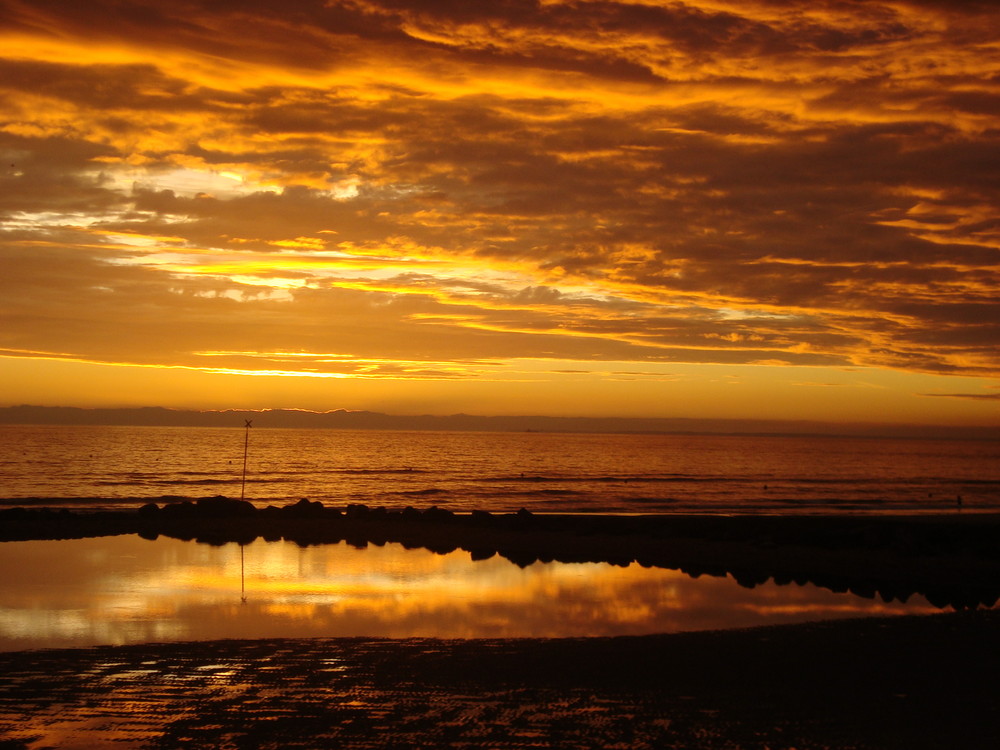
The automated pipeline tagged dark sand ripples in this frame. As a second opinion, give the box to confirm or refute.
[1,612,998,749]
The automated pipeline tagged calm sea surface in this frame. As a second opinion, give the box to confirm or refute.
[1,425,997,514]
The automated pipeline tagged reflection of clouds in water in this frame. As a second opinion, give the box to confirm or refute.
[0,535,940,649]
[0,602,188,646]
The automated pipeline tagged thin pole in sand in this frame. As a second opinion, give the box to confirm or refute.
[240,418,252,500]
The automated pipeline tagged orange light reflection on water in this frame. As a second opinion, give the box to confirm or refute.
[0,535,942,650]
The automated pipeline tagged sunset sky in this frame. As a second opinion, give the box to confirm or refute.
[1,0,998,426]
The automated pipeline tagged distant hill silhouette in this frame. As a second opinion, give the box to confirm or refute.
[0,404,995,440]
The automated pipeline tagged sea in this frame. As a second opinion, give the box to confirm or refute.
[1,424,997,514]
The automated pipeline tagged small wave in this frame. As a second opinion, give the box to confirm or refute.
[452,487,587,498]
[521,489,585,497]
[434,489,587,498]
[96,478,236,487]
[159,477,291,486]
[91,478,294,488]
[0,497,128,507]
[0,495,239,508]
[481,474,725,484]
[339,468,430,475]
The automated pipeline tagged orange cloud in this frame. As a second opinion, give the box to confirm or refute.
[0,0,998,421]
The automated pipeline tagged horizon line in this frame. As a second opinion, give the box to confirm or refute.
[0,404,996,440]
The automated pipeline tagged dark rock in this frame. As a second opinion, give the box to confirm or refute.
[283,498,326,518]
[424,506,454,522]
[470,509,493,525]
[195,496,256,518]
[138,503,160,517]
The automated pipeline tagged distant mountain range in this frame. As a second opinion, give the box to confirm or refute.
[0,404,995,440]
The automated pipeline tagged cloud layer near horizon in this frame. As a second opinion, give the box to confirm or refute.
[1,0,999,391]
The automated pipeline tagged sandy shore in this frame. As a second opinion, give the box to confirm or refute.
[0,611,996,749]
[1,503,998,747]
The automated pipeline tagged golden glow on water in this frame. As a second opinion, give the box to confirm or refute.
[0,535,941,650]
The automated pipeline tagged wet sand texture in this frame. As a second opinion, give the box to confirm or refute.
[1,502,998,747]
[0,611,997,749]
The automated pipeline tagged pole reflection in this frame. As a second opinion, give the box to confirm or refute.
[0,534,941,650]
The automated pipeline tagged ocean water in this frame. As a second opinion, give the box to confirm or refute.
[0,424,997,514]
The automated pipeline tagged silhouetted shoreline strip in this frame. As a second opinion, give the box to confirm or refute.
[2,499,999,610]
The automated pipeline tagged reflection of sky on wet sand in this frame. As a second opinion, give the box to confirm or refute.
[0,535,940,650]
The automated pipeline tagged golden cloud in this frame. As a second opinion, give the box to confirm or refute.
[0,0,998,415]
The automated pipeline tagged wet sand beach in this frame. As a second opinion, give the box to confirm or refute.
[1,503,998,748]
[0,611,997,749]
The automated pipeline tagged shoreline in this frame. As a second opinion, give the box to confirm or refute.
[2,502,998,747]
[3,500,1000,610]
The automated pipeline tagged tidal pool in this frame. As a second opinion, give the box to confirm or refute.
[0,534,940,650]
